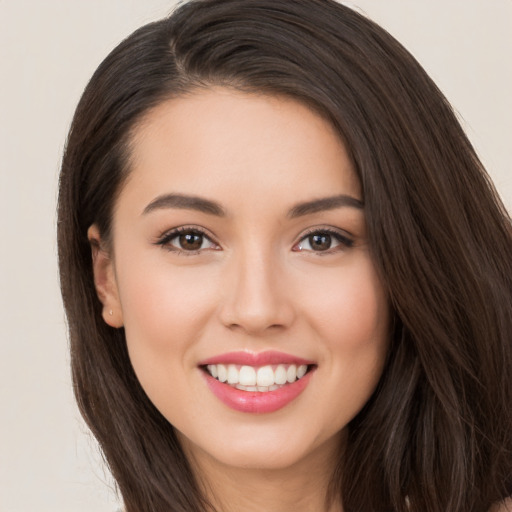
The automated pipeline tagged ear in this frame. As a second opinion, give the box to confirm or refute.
[87,224,124,328]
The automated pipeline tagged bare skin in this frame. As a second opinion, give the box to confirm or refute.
[491,498,512,512]
[89,88,390,512]
[185,430,345,512]
[88,87,512,512]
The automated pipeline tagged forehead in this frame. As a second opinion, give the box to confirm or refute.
[122,88,360,211]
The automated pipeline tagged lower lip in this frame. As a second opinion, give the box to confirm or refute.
[202,369,315,414]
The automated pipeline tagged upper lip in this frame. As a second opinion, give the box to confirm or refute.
[198,350,315,367]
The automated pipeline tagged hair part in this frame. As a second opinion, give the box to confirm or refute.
[58,1,512,511]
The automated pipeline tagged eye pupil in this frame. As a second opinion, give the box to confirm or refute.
[179,233,203,250]
[309,233,331,251]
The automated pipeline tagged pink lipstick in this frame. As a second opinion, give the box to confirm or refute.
[198,351,316,414]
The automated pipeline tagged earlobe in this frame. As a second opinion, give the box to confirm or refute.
[87,224,124,328]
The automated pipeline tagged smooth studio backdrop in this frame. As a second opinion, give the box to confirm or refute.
[1,1,510,511]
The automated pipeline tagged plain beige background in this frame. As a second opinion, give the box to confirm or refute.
[0,1,510,511]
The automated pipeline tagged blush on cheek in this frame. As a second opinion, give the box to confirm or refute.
[120,269,207,340]
[314,284,387,346]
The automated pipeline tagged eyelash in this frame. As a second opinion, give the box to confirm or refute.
[293,227,354,254]
[154,226,354,255]
[155,226,219,255]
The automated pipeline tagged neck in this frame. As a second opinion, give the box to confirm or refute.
[183,433,345,512]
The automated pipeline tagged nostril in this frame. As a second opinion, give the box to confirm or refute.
[217,275,295,333]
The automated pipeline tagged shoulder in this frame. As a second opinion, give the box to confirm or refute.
[490,497,512,512]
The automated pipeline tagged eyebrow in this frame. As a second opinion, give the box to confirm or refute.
[287,194,364,218]
[142,192,363,218]
[142,193,226,216]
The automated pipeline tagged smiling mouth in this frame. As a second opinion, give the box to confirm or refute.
[201,363,315,392]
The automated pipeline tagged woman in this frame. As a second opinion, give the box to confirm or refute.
[57,1,512,511]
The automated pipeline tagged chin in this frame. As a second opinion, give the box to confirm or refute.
[177,421,342,474]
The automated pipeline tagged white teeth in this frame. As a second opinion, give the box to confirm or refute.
[286,365,297,383]
[239,366,257,386]
[227,364,239,384]
[235,384,260,392]
[235,384,280,392]
[217,364,227,383]
[256,365,274,387]
[275,365,287,385]
[205,362,311,389]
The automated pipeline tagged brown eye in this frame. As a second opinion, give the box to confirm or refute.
[308,233,332,251]
[157,228,219,253]
[294,229,353,253]
[178,232,204,250]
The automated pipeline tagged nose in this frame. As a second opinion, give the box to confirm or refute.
[218,248,295,335]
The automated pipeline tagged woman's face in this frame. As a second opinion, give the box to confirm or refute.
[91,88,390,473]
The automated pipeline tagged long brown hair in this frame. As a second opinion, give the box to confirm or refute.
[57,1,512,510]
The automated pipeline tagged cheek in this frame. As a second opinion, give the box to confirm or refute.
[114,253,220,387]
[118,256,217,336]
[306,257,389,386]
[305,259,389,351]
[298,259,390,430]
